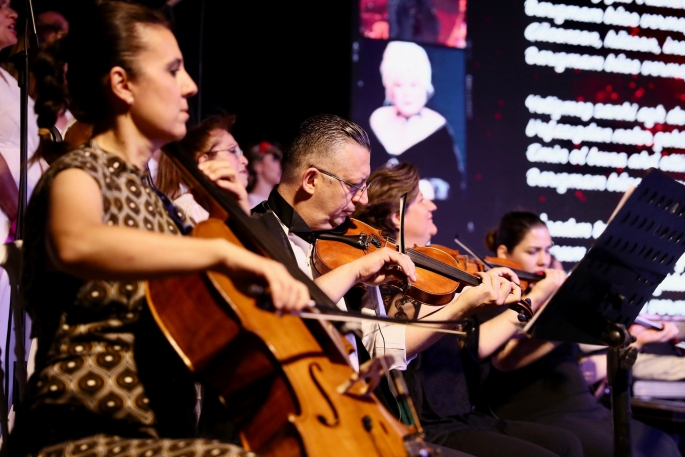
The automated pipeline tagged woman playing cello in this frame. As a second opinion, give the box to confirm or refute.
[7,2,309,455]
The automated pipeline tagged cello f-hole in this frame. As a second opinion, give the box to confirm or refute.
[308,362,340,427]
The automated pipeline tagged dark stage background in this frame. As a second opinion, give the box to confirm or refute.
[26,0,356,148]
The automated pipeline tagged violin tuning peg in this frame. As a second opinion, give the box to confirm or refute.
[517,313,528,323]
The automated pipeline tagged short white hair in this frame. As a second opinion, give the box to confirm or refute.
[379,41,434,104]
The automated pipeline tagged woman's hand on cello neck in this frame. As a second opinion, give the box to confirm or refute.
[193,158,310,312]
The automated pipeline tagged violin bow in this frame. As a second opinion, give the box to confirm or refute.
[453,233,496,270]
[297,308,467,336]
[393,193,440,433]
[398,193,408,254]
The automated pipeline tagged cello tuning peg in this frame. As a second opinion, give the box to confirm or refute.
[248,284,265,296]
[249,284,274,311]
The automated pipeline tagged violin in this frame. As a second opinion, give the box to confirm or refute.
[146,146,433,456]
[426,244,485,276]
[633,315,685,355]
[482,257,546,291]
[431,244,546,292]
[313,218,534,322]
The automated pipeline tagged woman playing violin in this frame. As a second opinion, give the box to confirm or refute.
[353,163,584,457]
[8,3,310,456]
[483,211,681,457]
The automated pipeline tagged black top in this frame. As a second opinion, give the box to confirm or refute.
[404,318,488,433]
[368,124,465,244]
[483,342,604,420]
[369,124,462,201]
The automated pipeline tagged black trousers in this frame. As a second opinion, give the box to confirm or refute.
[534,413,682,457]
[425,418,584,457]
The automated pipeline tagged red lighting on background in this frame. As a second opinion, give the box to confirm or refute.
[577,96,584,102]
[574,190,587,202]
[475,173,482,180]
[498,99,505,106]
[494,113,502,120]
[629,82,636,88]
[610,92,618,100]
[605,84,613,92]
[539,195,546,202]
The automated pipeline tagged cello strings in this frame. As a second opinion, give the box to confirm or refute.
[297,311,467,336]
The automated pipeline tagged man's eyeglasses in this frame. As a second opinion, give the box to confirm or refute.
[311,166,372,195]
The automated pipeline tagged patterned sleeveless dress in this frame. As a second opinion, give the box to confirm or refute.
[8,143,253,457]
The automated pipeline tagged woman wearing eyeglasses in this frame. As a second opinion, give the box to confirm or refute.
[156,113,250,221]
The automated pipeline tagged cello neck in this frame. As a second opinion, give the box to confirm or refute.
[162,142,339,310]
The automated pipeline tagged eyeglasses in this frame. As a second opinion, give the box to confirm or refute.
[205,145,244,158]
[311,165,372,195]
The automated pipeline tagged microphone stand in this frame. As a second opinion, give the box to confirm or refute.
[0,0,40,443]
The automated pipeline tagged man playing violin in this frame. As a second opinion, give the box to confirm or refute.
[249,118,535,457]
[252,114,526,372]
[352,162,584,457]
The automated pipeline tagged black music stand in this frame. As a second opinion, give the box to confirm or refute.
[525,168,685,457]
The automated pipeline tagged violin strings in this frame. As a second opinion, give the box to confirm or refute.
[406,248,481,285]
[385,235,481,285]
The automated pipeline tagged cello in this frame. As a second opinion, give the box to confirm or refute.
[145,145,433,456]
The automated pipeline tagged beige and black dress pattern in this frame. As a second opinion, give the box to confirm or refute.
[9,143,251,457]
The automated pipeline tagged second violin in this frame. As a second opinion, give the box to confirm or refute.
[314,218,534,322]
[433,242,546,292]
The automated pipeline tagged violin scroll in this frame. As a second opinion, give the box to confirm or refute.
[509,298,533,323]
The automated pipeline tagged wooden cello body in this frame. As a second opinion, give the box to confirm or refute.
[146,148,427,456]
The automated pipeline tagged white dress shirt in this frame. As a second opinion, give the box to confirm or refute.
[270,211,414,372]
